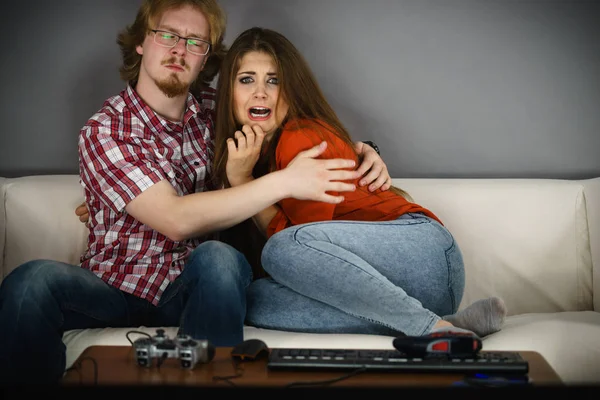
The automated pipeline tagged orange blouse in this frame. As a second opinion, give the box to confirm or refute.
[266,119,442,238]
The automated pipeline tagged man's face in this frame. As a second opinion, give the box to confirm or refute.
[136,5,210,98]
[233,51,289,138]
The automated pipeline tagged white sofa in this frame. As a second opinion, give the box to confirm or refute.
[1,174,599,385]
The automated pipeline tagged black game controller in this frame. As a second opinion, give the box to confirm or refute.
[133,329,215,369]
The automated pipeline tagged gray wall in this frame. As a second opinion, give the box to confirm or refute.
[1,0,599,179]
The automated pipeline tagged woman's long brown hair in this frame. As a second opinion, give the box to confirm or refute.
[212,27,410,279]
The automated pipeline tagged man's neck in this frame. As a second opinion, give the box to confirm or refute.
[135,76,188,123]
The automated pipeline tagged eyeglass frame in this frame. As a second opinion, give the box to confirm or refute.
[150,29,211,56]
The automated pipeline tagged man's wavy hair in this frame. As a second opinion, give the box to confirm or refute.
[117,0,227,95]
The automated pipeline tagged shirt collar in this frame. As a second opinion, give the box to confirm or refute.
[123,84,201,137]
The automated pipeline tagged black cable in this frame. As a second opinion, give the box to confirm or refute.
[212,358,244,387]
[125,330,152,345]
[156,352,169,369]
[283,367,367,388]
[64,356,99,385]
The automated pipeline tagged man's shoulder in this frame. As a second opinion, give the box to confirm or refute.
[80,90,142,139]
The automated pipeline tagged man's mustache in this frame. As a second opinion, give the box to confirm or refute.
[162,57,188,70]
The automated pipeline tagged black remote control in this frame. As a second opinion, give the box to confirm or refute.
[392,334,482,358]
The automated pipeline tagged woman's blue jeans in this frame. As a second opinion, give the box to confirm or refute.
[246,213,465,337]
[0,241,252,384]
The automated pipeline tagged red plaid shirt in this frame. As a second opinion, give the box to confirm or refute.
[78,84,217,305]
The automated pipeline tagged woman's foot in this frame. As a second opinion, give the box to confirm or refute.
[441,297,507,337]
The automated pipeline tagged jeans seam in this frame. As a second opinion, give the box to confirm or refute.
[291,218,430,233]
[445,239,457,312]
[290,228,379,281]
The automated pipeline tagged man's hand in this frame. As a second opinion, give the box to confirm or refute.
[283,141,360,204]
[226,124,265,186]
[75,201,89,225]
[354,141,392,192]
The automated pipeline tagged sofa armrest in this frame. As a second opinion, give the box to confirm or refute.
[580,177,600,311]
[2,175,88,280]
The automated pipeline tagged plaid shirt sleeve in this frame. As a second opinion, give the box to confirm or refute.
[79,122,167,213]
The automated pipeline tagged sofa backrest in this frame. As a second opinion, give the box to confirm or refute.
[392,177,599,315]
[0,175,598,315]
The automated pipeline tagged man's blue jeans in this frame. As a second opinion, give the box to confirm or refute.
[0,241,252,384]
[246,213,465,337]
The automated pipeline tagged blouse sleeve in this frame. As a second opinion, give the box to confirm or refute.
[266,123,355,238]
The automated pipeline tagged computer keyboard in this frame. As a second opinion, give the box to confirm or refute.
[267,348,529,375]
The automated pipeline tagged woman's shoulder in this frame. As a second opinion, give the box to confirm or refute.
[283,118,334,132]
[278,118,354,161]
[281,118,341,143]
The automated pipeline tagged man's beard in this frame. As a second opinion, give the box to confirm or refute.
[155,74,189,98]
[155,57,190,98]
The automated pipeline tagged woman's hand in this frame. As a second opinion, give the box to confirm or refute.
[226,124,266,187]
[354,141,392,192]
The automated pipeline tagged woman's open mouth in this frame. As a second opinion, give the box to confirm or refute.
[248,107,271,121]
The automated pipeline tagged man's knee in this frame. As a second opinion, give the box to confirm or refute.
[2,259,71,290]
[187,241,252,286]
[0,259,74,303]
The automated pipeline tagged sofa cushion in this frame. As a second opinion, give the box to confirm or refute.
[391,178,594,315]
[482,310,600,384]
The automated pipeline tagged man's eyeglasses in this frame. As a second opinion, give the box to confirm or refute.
[150,29,211,56]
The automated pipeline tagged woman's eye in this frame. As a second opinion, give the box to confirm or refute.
[239,76,253,84]
[268,77,279,84]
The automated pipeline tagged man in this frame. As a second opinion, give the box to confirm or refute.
[0,0,390,384]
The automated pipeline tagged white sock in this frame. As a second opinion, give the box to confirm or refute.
[442,297,507,337]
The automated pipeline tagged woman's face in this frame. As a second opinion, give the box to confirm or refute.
[233,51,289,138]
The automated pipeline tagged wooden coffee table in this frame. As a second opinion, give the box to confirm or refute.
[61,346,562,388]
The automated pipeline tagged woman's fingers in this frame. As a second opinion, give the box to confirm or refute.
[234,130,246,150]
[241,125,254,148]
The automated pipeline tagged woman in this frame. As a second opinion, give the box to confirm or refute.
[213,27,506,338]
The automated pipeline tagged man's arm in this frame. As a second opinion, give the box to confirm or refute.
[125,141,358,241]
[224,127,393,236]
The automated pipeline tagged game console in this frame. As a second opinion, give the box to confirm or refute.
[133,329,215,369]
